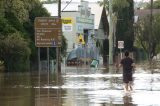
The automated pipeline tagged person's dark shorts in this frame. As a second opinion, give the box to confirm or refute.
[123,73,133,83]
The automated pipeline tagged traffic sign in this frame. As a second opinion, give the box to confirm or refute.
[118,41,124,49]
[34,17,62,47]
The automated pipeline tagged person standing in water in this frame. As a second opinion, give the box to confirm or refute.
[118,50,135,92]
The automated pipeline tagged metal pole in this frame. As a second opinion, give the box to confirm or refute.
[47,47,50,85]
[57,0,61,73]
[38,48,41,106]
[47,47,50,106]
[56,48,59,73]
[149,0,153,60]
[57,1,62,106]
[109,0,113,65]
[38,48,41,73]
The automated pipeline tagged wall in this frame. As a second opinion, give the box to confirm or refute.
[62,12,79,52]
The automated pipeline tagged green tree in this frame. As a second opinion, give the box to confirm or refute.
[0,17,16,36]
[0,32,31,72]
[98,0,133,64]
[0,0,4,17]
[4,0,29,23]
[98,0,129,12]
[0,0,67,72]
[135,14,160,59]
[28,0,67,62]
[98,0,134,51]
[116,0,134,51]
[135,0,160,60]
[27,1,50,63]
[146,0,160,9]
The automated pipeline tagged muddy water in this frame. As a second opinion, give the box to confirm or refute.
[0,66,160,106]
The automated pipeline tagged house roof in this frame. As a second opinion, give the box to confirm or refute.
[43,2,107,29]
[135,9,160,18]
[89,3,104,29]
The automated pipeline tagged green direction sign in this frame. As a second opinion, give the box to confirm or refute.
[34,17,62,47]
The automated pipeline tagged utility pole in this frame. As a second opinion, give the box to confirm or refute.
[109,0,113,65]
[57,2,62,105]
[149,0,153,62]
[57,0,61,73]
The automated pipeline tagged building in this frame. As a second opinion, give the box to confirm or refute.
[43,1,109,64]
[134,9,160,22]
[62,1,95,52]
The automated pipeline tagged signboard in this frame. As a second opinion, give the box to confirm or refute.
[76,17,94,24]
[62,17,73,32]
[62,18,73,24]
[34,17,62,47]
[118,41,124,49]
[62,24,72,31]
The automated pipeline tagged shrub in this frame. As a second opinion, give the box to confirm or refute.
[0,32,31,72]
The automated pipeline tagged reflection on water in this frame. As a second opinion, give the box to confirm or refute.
[0,66,160,106]
[123,95,132,106]
[0,73,35,106]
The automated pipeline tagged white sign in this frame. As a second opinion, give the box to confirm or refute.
[118,41,124,49]
[62,17,73,32]
[62,24,72,31]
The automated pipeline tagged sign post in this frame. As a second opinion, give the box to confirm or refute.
[34,17,62,73]
[35,17,62,47]
[118,41,124,59]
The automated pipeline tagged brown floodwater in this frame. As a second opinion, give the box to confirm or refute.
[0,66,160,106]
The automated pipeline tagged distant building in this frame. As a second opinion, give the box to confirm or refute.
[62,1,94,52]
[43,1,109,53]
[134,9,160,22]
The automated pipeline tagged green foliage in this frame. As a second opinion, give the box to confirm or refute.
[28,1,51,62]
[29,3,50,22]
[4,0,29,23]
[153,0,160,9]
[135,14,160,59]
[98,0,134,51]
[0,0,68,72]
[5,12,24,32]
[0,60,4,66]
[97,0,109,10]
[0,32,31,72]
[112,0,129,12]
[0,17,16,36]
[97,0,129,12]
[61,35,68,57]
[146,0,160,9]
[116,0,134,51]
[0,0,4,17]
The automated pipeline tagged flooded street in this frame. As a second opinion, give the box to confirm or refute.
[0,66,160,106]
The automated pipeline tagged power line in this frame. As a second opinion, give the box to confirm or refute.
[62,0,73,11]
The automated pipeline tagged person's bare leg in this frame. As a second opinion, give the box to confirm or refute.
[128,81,133,91]
[123,83,128,92]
